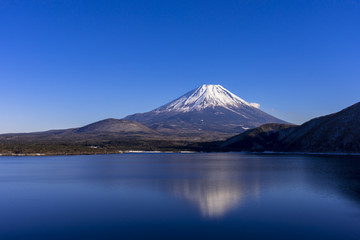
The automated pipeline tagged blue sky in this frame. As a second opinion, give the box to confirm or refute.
[1,0,359,133]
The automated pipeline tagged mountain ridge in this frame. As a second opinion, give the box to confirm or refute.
[222,102,360,153]
[125,84,287,136]
[74,118,157,134]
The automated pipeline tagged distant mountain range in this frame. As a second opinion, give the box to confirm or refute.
[222,102,360,153]
[0,84,358,154]
[0,119,158,141]
[74,119,156,135]
[1,84,287,142]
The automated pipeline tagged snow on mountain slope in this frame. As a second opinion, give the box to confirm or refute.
[155,84,260,113]
[124,84,287,137]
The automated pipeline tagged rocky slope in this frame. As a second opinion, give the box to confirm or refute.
[222,102,360,153]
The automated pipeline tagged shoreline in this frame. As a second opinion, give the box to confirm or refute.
[1,150,360,157]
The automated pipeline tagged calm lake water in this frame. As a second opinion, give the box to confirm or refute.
[0,153,360,240]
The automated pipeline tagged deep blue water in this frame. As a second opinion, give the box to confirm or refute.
[0,153,360,240]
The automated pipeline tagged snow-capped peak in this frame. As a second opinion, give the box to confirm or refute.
[155,84,260,113]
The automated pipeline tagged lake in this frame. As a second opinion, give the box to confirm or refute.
[0,153,360,240]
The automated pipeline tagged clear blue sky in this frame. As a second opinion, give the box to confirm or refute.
[1,0,359,133]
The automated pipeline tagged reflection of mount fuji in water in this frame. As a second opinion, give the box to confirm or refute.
[150,157,262,218]
[170,178,259,218]
[157,157,262,218]
[162,158,263,218]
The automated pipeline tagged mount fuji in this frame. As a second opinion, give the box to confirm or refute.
[124,84,287,138]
